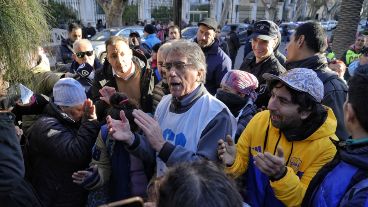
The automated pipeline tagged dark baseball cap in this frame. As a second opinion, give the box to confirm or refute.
[251,20,279,41]
[129,31,140,38]
[198,18,218,31]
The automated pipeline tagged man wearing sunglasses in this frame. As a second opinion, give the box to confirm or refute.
[68,39,102,97]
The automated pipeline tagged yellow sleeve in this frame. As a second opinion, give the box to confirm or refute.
[89,131,112,189]
[270,143,337,206]
[225,121,252,178]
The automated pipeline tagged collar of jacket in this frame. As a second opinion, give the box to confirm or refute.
[285,54,328,71]
[170,84,207,114]
[44,102,80,127]
[338,138,368,170]
[282,106,327,141]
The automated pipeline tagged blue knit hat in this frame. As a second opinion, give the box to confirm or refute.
[53,78,87,106]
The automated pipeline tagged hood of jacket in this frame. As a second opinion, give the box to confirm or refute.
[339,139,368,170]
[302,107,338,142]
[285,54,328,71]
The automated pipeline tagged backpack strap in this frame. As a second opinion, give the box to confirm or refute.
[100,124,108,144]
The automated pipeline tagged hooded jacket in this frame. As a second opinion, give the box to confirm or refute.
[302,138,368,207]
[286,54,348,140]
[226,108,338,207]
[27,103,100,207]
[194,38,232,95]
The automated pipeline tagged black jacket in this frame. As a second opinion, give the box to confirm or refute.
[58,38,74,64]
[27,103,100,207]
[240,52,286,108]
[0,113,42,207]
[91,52,155,122]
[286,54,348,140]
[227,31,240,57]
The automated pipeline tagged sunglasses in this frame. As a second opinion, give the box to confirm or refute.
[75,51,94,58]
[162,61,194,72]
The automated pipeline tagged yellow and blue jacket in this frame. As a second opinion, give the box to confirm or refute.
[226,108,338,207]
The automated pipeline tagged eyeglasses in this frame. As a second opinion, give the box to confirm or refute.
[75,51,94,58]
[162,61,194,72]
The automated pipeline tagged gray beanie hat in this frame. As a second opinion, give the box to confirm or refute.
[53,78,87,106]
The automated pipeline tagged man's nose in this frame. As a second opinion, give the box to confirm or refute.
[267,96,277,111]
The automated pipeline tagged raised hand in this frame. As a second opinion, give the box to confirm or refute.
[254,146,286,179]
[99,86,116,105]
[83,99,97,120]
[132,109,165,152]
[217,135,236,166]
[107,110,134,146]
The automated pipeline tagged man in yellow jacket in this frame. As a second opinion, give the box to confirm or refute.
[218,68,338,207]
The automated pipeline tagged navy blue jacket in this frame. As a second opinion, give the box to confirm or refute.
[303,139,368,207]
[59,38,74,64]
[27,103,100,207]
[195,38,232,95]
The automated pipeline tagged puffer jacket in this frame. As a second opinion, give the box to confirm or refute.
[226,108,338,207]
[303,138,368,207]
[286,54,348,140]
[27,103,100,207]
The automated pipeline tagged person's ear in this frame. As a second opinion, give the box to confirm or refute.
[297,35,305,48]
[345,103,356,124]
[197,69,205,82]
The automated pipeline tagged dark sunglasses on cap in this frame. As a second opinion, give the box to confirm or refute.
[75,51,94,58]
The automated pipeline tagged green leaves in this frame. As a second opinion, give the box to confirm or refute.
[0,0,50,86]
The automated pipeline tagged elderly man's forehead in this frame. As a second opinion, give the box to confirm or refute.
[166,51,188,60]
[76,42,92,49]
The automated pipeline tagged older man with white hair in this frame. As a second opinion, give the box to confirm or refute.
[68,39,101,96]
[107,40,236,177]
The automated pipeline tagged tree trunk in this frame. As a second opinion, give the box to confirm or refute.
[96,0,129,28]
[219,0,231,27]
[333,0,364,58]
[210,0,216,18]
[260,0,279,21]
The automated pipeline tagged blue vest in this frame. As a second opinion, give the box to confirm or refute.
[312,161,359,206]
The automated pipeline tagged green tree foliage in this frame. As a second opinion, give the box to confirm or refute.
[0,0,50,87]
[122,4,138,25]
[45,0,78,28]
[152,6,173,22]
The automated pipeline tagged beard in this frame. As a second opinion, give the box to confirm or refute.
[269,110,303,131]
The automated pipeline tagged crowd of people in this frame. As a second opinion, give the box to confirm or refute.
[1,16,368,207]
